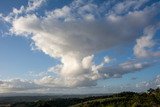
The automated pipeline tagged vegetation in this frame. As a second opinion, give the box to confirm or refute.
[11,88,160,107]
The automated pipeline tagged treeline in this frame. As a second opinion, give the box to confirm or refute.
[72,88,160,107]
[11,88,160,107]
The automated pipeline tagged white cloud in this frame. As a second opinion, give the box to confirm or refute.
[112,0,149,15]
[104,56,112,64]
[1,0,160,89]
[13,0,46,15]
[10,1,160,87]
[97,60,153,79]
[26,0,46,12]
[0,79,41,92]
[34,59,154,88]
[48,65,62,73]
[82,55,94,69]
[135,75,160,91]
[134,24,160,58]
[0,0,46,23]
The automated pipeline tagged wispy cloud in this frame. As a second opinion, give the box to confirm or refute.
[134,24,160,58]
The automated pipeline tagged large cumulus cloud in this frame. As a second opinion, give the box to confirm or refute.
[0,0,160,89]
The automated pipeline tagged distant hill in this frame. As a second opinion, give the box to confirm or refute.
[1,88,160,107]
[71,88,160,107]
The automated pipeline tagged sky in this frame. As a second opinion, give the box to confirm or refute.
[0,0,160,94]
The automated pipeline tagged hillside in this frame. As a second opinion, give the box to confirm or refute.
[9,88,160,107]
[71,88,160,107]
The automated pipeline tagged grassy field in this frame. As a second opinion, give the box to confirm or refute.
[71,97,126,107]
[71,88,160,107]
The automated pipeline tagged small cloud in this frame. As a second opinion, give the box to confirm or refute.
[104,56,112,64]
[133,24,160,58]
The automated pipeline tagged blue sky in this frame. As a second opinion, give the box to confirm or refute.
[0,0,160,94]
